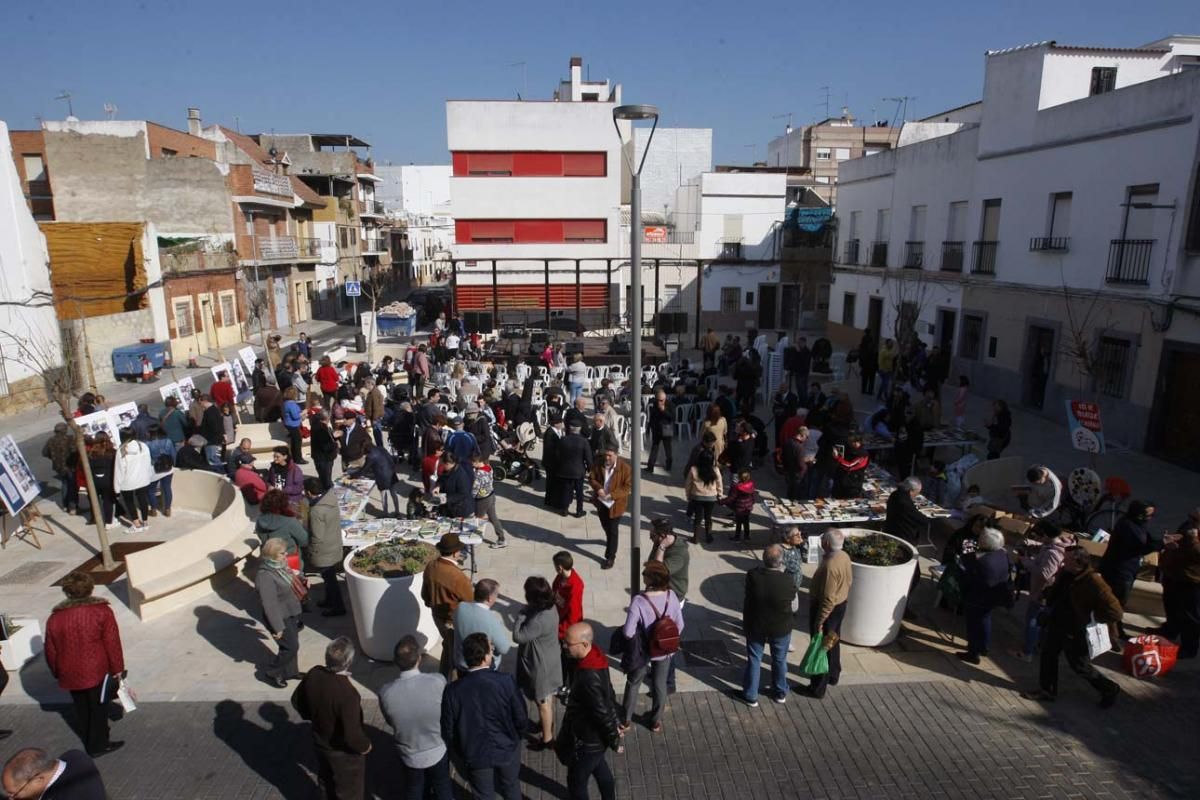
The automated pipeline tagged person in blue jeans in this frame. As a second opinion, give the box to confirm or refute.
[740,544,797,706]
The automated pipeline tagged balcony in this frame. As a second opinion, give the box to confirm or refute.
[1030,236,1070,252]
[971,241,998,275]
[719,241,744,260]
[299,238,325,259]
[869,240,888,267]
[1106,239,1154,285]
[362,237,388,254]
[257,236,299,261]
[159,241,236,273]
[903,241,925,269]
[643,229,694,244]
[843,238,860,264]
[940,241,964,272]
[361,199,385,217]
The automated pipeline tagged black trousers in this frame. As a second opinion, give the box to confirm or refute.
[1162,580,1200,657]
[284,425,303,463]
[860,367,877,396]
[563,478,584,514]
[70,683,110,754]
[320,565,345,613]
[1039,623,1118,698]
[568,746,615,800]
[646,435,672,470]
[545,474,562,509]
[316,747,365,800]
[597,504,620,562]
[315,458,334,492]
[120,488,150,522]
[808,601,847,697]
[266,615,301,681]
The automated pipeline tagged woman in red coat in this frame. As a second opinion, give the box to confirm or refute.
[44,572,126,757]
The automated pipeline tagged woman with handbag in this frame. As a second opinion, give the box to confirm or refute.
[618,561,683,734]
[255,537,305,689]
[512,576,562,751]
[44,571,126,756]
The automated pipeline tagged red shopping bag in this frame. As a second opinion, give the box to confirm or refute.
[1121,635,1179,679]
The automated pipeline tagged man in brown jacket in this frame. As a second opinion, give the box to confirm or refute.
[798,529,852,699]
[588,446,632,570]
[422,533,473,677]
[1022,546,1123,708]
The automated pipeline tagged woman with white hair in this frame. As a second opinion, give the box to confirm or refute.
[957,527,1013,665]
[255,537,305,688]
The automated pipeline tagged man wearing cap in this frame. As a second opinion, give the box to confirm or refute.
[444,414,478,465]
[42,423,78,514]
[422,534,474,677]
[556,422,593,519]
[588,447,633,570]
[233,452,268,505]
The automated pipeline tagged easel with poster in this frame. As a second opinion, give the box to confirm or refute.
[0,435,53,550]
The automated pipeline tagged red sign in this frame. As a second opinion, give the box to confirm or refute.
[643,226,667,243]
[1070,401,1102,431]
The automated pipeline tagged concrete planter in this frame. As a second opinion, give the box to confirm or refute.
[343,544,441,662]
[839,529,918,647]
[1,618,43,671]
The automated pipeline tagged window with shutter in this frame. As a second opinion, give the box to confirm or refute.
[562,219,606,242]
[562,152,606,176]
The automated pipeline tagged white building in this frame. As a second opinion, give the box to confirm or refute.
[830,36,1200,460]
[377,165,453,285]
[633,128,712,220]
[0,121,62,411]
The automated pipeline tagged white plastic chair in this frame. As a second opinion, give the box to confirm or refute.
[673,403,693,439]
[516,363,532,382]
[829,353,847,380]
[612,414,631,453]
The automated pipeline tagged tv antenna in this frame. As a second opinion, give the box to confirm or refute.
[884,96,916,127]
[508,61,527,99]
[55,90,74,118]
[772,112,794,133]
[103,103,118,120]
[817,86,831,120]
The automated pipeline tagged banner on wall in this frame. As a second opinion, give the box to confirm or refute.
[1065,400,1105,454]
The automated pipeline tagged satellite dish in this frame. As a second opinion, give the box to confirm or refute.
[268,146,278,158]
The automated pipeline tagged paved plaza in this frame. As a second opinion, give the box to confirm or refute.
[1,321,1198,798]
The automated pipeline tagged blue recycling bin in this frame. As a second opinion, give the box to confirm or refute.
[111,341,170,381]
[377,315,416,338]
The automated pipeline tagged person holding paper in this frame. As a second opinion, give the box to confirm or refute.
[588,446,632,570]
[43,572,127,757]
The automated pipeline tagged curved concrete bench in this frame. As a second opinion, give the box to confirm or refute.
[239,421,307,468]
[125,470,259,621]
[963,456,1026,508]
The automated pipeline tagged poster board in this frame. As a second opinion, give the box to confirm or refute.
[226,359,252,400]
[106,402,138,435]
[0,435,40,515]
[74,410,115,441]
[159,382,185,406]
[238,346,257,374]
[176,376,196,399]
[1065,400,1105,454]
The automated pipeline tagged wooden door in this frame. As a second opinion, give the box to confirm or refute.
[1149,346,1200,469]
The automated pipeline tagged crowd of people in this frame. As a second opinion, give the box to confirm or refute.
[11,320,1199,800]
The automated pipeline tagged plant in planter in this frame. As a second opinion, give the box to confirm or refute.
[350,540,437,579]
[344,539,442,661]
[844,533,913,568]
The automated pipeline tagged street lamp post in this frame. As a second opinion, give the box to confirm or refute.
[613,104,659,596]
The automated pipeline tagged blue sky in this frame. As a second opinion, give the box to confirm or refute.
[1,0,1195,165]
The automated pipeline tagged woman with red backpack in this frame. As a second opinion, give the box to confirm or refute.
[617,561,683,734]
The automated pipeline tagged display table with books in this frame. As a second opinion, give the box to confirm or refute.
[761,465,949,528]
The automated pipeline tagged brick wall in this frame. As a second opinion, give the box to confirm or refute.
[163,271,242,337]
[146,123,216,160]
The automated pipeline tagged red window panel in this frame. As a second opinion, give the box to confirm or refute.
[512,152,563,176]
[466,153,513,175]
[451,152,470,176]
[562,152,606,177]
[458,283,609,310]
[457,220,515,243]
[514,220,563,242]
[562,219,606,242]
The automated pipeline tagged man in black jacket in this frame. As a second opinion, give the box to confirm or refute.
[589,413,619,457]
[2,748,106,800]
[556,423,593,518]
[543,414,564,510]
[562,622,623,800]
[645,391,674,473]
[740,545,798,706]
[292,637,372,799]
[884,477,928,545]
[441,633,526,800]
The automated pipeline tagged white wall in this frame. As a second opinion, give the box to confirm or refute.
[0,121,62,389]
[698,172,786,260]
[633,128,712,218]
[1039,51,1165,110]
[767,129,804,168]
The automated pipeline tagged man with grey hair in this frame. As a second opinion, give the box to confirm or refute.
[797,529,853,699]
[957,527,1013,665]
[885,476,928,546]
[291,636,372,799]
[740,544,798,706]
[2,747,106,799]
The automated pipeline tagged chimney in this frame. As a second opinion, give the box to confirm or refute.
[570,56,583,96]
[187,107,202,136]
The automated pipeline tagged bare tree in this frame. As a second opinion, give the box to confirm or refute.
[360,264,394,365]
[882,268,934,354]
[0,328,116,570]
[242,273,274,370]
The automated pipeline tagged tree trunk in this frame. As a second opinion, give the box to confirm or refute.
[70,424,115,571]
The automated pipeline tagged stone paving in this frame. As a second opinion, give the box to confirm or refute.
[2,677,1198,799]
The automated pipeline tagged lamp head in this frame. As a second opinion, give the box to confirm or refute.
[613,104,660,122]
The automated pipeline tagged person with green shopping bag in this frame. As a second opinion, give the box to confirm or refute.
[796,529,852,699]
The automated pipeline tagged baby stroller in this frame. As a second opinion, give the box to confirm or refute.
[495,421,540,484]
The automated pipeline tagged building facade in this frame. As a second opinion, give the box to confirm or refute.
[767,114,899,206]
[829,36,1200,465]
